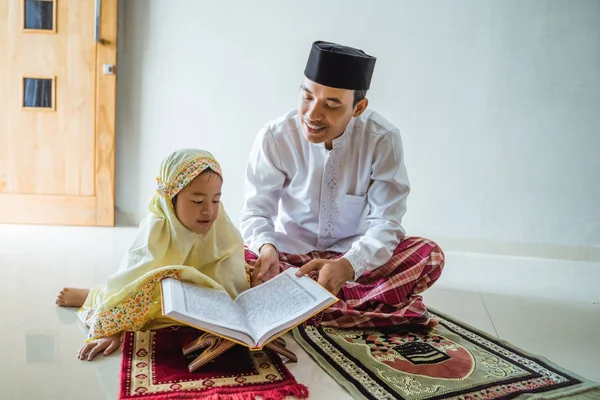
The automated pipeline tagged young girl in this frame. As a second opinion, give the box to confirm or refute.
[56,149,250,361]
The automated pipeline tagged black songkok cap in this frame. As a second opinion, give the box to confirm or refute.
[304,41,376,91]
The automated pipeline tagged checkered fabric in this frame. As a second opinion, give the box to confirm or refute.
[244,237,445,328]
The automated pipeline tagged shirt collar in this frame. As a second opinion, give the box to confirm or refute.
[330,117,355,150]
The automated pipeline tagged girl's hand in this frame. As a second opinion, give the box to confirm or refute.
[78,334,121,361]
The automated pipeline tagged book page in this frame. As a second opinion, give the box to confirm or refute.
[236,270,318,340]
[181,283,250,332]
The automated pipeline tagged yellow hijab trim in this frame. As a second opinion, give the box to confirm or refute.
[155,157,222,199]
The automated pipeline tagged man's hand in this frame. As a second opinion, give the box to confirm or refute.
[296,258,355,295]
[252,243,280,285]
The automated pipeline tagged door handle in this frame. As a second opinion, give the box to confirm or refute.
[95,0,102,43]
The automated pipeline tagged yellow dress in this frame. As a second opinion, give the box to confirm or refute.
[77,149,250,340]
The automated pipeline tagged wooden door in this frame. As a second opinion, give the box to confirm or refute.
[0,0,117,226]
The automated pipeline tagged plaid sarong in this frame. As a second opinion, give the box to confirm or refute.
[244,237,444,329]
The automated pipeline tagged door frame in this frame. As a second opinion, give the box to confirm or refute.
[94,0,118,226]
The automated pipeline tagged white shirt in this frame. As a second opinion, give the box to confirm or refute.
[240,109,410,279]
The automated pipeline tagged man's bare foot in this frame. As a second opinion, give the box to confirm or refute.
[426,318,439,330]
[55,288,89,307]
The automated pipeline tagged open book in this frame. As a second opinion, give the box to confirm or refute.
[161,268,338,349]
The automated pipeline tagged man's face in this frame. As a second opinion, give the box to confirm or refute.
[297,78,367,149]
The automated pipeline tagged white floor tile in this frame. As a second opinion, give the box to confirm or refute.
[482,292,600,383]
[281,333,353,400]
[1,224,598,399]
[0,311,120,400]
[422,286,498,337]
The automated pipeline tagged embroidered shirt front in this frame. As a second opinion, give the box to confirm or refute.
[241,109,410,279]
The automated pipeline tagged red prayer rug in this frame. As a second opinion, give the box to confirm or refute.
[293,308,600,400]
[119,327,309,400]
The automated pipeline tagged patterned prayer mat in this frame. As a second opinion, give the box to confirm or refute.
[120,327,309,400]
[293,308,600,400]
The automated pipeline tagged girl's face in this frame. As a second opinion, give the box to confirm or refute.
[173,170,222,234]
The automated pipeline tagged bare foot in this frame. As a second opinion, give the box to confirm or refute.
[426,318,439,330]
[55,288,89,307]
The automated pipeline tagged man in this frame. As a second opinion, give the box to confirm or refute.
[240,41,444,328]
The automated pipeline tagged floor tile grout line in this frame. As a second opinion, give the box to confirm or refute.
[479,292,500,338]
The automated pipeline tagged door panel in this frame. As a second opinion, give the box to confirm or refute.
[0,0,117,226]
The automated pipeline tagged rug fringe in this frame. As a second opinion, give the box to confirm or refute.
[137,383,310,400]
[200,383,310,400]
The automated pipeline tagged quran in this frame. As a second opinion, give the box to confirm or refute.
[161,268,337,349]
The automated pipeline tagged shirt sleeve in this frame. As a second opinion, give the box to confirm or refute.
[343,130,410,279]
[239,126,286,255]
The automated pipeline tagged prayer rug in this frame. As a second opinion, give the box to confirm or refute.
[120,327,309,400]
[292,308,600,399]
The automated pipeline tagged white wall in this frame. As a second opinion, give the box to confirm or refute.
[115,0,600,256]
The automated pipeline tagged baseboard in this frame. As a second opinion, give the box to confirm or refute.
[430,236,600,263]
[435,250,600,304]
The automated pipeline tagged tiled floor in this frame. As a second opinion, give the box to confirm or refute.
[0,225,598,399]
